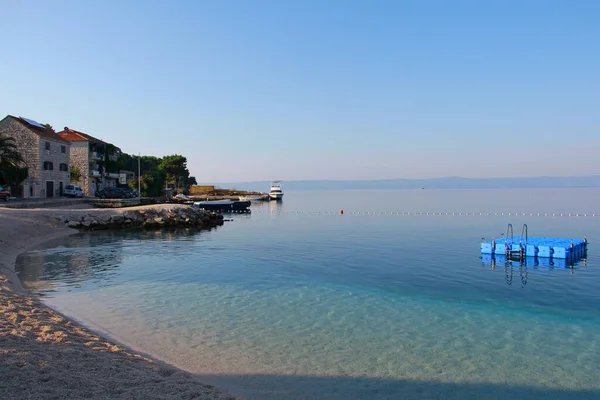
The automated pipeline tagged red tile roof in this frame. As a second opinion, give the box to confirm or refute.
[6,115,71,145]
[56,127,109,145]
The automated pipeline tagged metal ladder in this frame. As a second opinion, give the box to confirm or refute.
[505,223,528,260]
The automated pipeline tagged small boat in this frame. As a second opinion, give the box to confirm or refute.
[172,193,191,203]
[192,200,251,212]
[239,195,265,201]
[269,181,284,200]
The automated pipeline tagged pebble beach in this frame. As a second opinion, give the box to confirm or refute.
[0,207,239,400]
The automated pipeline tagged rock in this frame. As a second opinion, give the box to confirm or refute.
[67,220,81,228]
[56,206,223,231]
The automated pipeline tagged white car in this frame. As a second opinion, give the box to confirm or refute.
[64,185,83,198]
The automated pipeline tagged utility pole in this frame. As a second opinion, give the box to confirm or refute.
[138,153,141,195]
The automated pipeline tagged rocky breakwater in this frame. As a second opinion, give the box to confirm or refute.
[62,205,224,230]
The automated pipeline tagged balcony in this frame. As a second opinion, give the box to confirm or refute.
[90,151,102,160]
[109,154,119,162]
[105,172,120,179]
[90,170,101,177]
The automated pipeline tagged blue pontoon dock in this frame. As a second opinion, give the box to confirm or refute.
[480,224,588,259]
[481,253,587,269]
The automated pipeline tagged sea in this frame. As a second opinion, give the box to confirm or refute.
[16,188,600,400]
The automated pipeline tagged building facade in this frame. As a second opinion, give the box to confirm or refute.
[119,170,136,185]
[57,127,120,196]
[0,115,71,198]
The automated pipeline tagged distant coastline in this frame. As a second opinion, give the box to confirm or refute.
[215,175,600,192]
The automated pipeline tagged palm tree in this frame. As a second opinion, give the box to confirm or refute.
[0,134,26,189]
[0,134,24,167]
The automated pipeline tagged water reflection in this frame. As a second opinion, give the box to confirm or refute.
[244,198,284,217]
[481,252,588,287]
[503,265,528,288]
[16,227,210,294]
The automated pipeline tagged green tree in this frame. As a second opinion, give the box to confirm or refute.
[119,153,135,173]
[140,167,166,197]
[159,155,190,187]
[0,134,27,189]
[127,179,139,191]
[141,155,161,172]
[101,144,122,174]
[0,164,28,191]
[0,134,24,168]
[70,165,82,183]
[113,152,197,196]
[184,176,197,186]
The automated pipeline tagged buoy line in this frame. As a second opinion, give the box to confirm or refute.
[247,210,597,217]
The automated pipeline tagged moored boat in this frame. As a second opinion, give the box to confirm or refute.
[269,181,284,200]
[238,195,265,201]
[192,200,251,212]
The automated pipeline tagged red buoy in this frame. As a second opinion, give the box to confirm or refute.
[340,209,344,214]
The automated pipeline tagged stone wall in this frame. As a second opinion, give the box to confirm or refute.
[90,198,141,208]
[69,141,91,195]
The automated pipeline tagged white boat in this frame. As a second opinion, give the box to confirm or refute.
[238,195,264,201]
[269,181,284,200]
[192,200,251,212]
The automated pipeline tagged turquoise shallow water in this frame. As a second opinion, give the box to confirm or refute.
[16,189,600,399]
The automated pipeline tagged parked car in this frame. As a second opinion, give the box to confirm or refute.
[0,185,10,201]
[119,187,138,198]
[95,188,126,199]
[64,185,83,198]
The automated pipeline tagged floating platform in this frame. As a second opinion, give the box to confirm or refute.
[480,224,588,259]
[192,200,251,213]
[481,253,585,269]
[481,237,587,259]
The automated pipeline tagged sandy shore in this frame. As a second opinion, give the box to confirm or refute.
[0,208,240,400]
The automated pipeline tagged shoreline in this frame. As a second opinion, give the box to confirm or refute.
[0,207,241,400]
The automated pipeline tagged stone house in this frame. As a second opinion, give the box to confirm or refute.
[57,127,120,196]
[0,115,71,198]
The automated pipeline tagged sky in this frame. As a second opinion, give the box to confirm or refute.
[1,0,599,183]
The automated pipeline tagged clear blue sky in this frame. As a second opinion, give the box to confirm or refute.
[1,0,599,182]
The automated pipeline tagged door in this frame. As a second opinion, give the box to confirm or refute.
[59,182,64,197]
[46,181,54,198]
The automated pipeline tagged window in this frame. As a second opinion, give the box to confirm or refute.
[59,163,68,172]
[43,161,54,171]
[45,142,51,151]
[61,145,66,153]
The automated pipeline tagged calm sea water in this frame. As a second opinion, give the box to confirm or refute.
[17,189,600,399]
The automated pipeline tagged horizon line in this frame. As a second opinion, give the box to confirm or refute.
[213,175,600,184]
